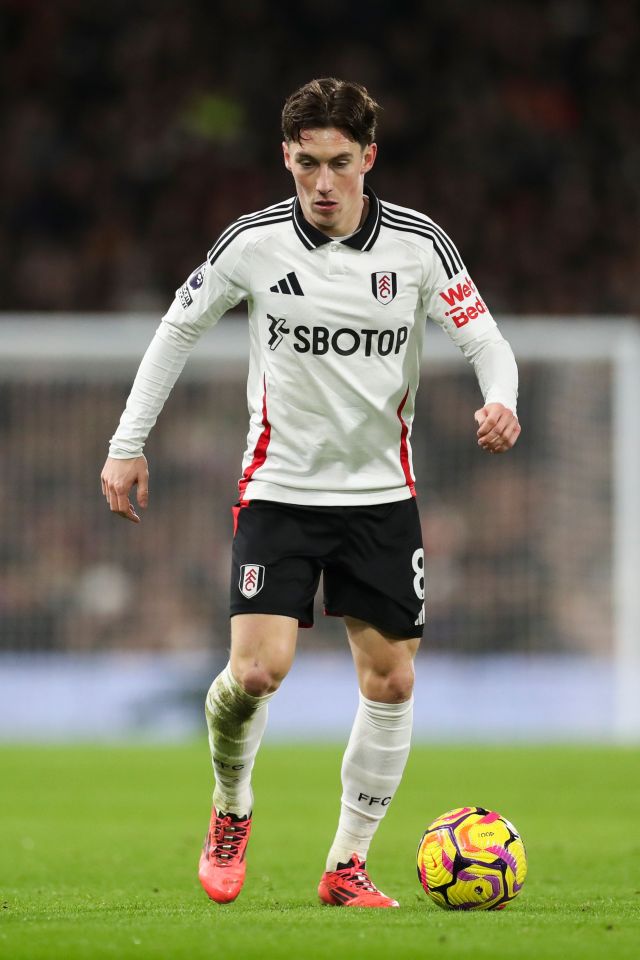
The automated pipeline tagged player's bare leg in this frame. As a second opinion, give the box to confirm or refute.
[319,618,419,908]
[199,614,297,904]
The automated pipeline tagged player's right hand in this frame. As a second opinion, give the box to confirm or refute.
[100,455,149,523]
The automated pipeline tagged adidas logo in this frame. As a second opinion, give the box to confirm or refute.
[414,605,425,627]
[269,272,304,296]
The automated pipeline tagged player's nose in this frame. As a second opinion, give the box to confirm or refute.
[316,165,333,193]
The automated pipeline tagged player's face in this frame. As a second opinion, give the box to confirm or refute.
[282,128,377,237]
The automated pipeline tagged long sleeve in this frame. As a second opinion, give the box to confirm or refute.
[459,326,518,414]
[108,237,251,458]
[420,240,518,414]
[108,326,197,457]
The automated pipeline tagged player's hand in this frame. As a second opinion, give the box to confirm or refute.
[100,455,149,523]
[474,403,520,454]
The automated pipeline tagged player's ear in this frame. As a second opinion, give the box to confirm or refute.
[282,141,292,172]
[362,142,377,174]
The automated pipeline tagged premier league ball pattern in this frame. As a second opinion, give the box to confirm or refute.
[417,806,527,910]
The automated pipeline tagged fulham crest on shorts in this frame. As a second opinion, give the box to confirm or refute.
[239,564,265,598]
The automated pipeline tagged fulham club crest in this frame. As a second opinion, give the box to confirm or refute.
[371,271,397,304]
[239,564,265,599]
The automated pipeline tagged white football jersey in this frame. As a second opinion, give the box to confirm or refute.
[110,186,517,505]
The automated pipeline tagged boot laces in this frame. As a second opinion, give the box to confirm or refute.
[211,815,248,867]
[340,856,379,894]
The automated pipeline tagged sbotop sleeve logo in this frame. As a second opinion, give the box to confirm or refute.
[239,564,265,598]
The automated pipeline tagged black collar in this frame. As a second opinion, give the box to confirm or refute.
[292,185,381,252]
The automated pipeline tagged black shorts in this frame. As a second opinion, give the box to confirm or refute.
[230,498,425,638]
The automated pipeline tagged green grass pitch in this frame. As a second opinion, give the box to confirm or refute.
[1,742,639,959]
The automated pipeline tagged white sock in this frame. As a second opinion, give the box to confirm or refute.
[326,692,413,870]
[205,662,275,818]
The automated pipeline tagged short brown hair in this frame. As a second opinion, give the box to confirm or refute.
[282,78,381,147]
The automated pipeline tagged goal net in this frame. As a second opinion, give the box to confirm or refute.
[0,315,638,738]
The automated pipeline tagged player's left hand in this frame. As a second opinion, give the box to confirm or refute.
[474,403,520,454]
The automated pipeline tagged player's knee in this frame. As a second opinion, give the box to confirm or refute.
[235,664,285,697]
[363,665,414,704]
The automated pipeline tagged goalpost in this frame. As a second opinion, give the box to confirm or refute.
[0,315,638,740]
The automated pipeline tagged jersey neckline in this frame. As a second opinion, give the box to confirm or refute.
[292,185,381,253]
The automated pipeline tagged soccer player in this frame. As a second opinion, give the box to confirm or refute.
[101,78,520,908]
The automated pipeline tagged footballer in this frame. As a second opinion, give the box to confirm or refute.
[101,78,520,908]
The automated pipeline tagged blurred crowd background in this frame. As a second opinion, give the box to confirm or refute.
[0,1,634,662]
[1,0,638,315]
[0,358,613,656]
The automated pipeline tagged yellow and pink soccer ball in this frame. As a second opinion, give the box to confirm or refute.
[417,806,527,910]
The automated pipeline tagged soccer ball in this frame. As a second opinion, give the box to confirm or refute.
[417,806,527,910]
